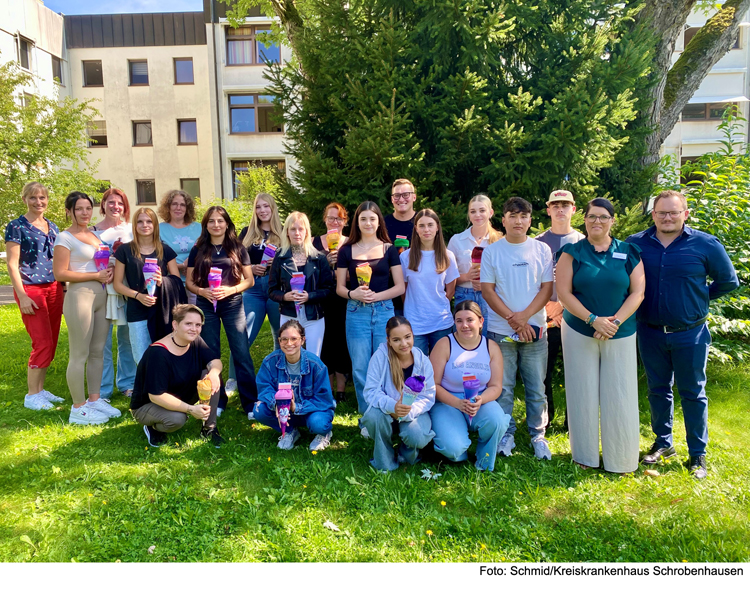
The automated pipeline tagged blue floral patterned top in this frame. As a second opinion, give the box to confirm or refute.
[4,215,60,285]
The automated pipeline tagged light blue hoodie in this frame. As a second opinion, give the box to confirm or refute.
[363,343,435,422]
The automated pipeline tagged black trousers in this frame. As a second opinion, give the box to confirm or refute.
[544,326,567,428]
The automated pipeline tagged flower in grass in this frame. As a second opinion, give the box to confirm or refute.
[480,544,486,550]
[440,501,446,507]
[519,491,523,495]
[426,530,433,536]
[303,485,307,488]
[312,451,318,455]
[102,501,107,505]
[88,493,93,497]
[268,457,271,462]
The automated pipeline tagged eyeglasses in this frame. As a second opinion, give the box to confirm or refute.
[392,192,415,202]
[654,210,685,219]
[326,216,344,223]
[279,337,301,345]
[585,215,613,223]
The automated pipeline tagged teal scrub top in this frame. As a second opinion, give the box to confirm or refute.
[560,238,641,339]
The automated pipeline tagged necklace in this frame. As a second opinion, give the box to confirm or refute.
[171,336,189,348]
[213,243,223,255]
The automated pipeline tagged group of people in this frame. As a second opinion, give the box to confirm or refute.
[6,179,738,479]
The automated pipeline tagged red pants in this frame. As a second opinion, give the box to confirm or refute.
[15,282,65,369]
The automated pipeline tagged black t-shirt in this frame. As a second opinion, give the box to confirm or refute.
[238,227,271,265]
[130,337,216,410]
[114,243,177,322]
[402,363,414,381]
[187,243,251,286]
[337,242,401,292]
[385,213,415,247]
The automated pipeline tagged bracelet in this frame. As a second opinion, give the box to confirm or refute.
[586,313,597,326]
[347,290,352,300]
[134,292,139,301]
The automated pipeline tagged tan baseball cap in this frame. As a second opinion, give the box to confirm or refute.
[547,190,575,205]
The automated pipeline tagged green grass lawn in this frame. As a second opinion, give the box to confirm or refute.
[0,304,748,562]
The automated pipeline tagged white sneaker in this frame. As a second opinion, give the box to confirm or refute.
[247,410,255,421]
[40,390,65,403]
[225,379,238,395]
[277,428,300,450]
[86,398,122,418]
[24,393,54,411]
[309,431,332,452]
[69,404,109,425]
[360,427,370,440]
[497,433,516,457]
[531,438,552,461]
[217,408,223,418]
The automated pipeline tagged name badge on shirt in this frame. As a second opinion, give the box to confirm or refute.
[612,252,627,260]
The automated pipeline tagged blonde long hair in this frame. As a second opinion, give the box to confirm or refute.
[280,211,319,258]
[468,194,502,243]
[129,207,164,261]
[242,192,283,249]
[386,316,413,394]
[408,209,450,273]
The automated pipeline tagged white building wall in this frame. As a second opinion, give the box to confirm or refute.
[66,43,216,204]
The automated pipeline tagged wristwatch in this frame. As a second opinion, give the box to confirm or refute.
[612,318,622,327]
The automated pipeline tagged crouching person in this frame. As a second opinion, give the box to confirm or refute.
[130,304,224,447]
[255,319,335,451]
[361,316,436,471]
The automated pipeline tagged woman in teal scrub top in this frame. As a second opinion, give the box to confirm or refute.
[556,198,645,473]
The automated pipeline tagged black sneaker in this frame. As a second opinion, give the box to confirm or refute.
[641,442,677,464]
[200,426,225,448]
[688,455,707,480]
[143,424,167,447]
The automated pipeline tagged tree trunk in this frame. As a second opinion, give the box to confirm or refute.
[639,0,750,166]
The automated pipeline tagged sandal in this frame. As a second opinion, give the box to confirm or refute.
[122,389,133,398]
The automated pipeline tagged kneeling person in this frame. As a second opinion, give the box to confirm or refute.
[361,316,436,471]
[131,304,223,447]
[255,319,335,451]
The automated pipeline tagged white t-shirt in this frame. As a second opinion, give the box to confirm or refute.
[54,230,99,273]
[400,249,460,335]
[447,227,494,289]
[480,237,554,335]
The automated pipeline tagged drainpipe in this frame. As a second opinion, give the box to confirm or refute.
[210,0,226,200]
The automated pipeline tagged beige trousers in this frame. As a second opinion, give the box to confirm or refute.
[562,320,640,472]
[63,281,109,404]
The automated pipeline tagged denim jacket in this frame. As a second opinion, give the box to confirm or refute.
[267,248,334,320]
[363,343,436,422]
[256,348,336,416]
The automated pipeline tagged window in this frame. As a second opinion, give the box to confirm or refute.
[136,180,156,204]
[87,120,107,147]
[51,56,63,85]
[129,60,148,85]
[21,93,34,108]
[226,26,280,65]
[682,102,738,121]
[18,37,32,70]
[229,95,283,133]
[178,120,198,145]
[174,58,194,84]
[180,178,201,198]
[684,26,740,50]
[83,61,103,86]
[133,121,152,146]
[232,160,285,199]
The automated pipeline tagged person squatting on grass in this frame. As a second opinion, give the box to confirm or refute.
[5,182,66,411]
[255,319,336,451]
[130,304,223,448]
[429,301,510,471]
[361,316,436,471]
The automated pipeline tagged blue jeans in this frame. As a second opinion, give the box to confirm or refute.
[454,286,489,337]
[489,332,549,440]
[228,275,281,380]
[254,400,333,435]
[197,295,258,413]
[430,399,510,471]
[361,407,435,471]
[346,300,395,413]
[637,322,711,457]
[128,320,152,364]
[413,326,454,355]
[101,323,136,397]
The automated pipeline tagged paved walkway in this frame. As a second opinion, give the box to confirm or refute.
[0,285,15,306]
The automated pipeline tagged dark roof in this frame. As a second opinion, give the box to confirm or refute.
[64,13,207,48]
